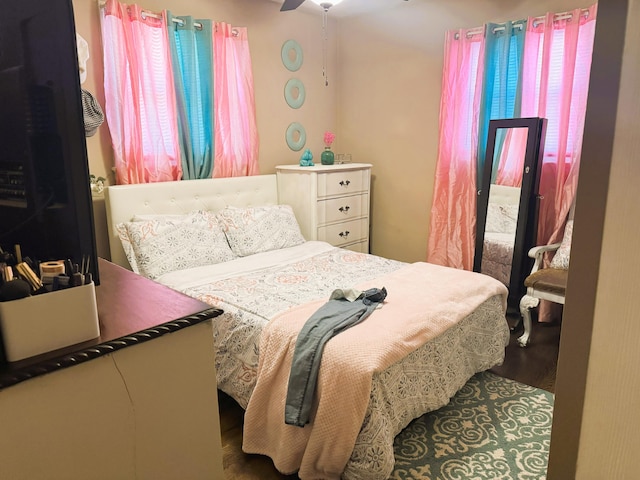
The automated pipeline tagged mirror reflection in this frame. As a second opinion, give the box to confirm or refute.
[481,127,529,286]
[473,117,546,313]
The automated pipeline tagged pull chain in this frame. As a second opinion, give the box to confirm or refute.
[322,8,329,86]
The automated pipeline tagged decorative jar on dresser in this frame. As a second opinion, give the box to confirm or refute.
[276,163,372,253]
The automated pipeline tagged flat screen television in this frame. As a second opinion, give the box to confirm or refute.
[0,0,99,284]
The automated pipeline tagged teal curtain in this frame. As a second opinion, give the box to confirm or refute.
[167,13,214,179]
[477,20,526,186]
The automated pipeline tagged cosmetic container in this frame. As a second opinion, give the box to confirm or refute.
[0,282,99,362]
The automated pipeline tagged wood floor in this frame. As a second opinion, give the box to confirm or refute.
[218,313,561,479]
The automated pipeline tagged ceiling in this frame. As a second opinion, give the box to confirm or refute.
[271,0,409,18]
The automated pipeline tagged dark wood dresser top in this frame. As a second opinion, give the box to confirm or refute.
[0,258,221,389]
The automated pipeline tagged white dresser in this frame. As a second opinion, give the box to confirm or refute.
[276,163,372,253]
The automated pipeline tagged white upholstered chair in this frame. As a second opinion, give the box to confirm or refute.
[517,220,573,347]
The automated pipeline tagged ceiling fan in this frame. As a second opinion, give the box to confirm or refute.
[280,0,344,12]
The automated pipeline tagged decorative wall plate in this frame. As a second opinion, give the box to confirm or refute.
[284,78,305,109]
[285,122,306,151]
[281,39,303,72]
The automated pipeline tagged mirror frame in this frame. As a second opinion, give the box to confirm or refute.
[473,117,547,311]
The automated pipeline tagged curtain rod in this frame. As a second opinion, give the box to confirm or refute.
[96,1,204,29]
[492,22,524,34]
[457,8,591,39]
[97,1,238,35]
[140,10,203,30]
[530,9,590,28]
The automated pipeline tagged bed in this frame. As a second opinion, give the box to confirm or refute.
[481,184,521,286]
[104,175,510,480]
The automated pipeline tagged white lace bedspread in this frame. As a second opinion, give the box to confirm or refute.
[157,242,510,479]
[482,232,515,286]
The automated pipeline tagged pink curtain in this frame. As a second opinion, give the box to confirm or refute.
[100,0,182,184]
[495,127,527,187]
[521,4,597,321]
[213,23,260,178]
[427,29,485,270]
[521,4,597,246]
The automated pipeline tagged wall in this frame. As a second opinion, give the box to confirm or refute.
[549,0,640,477]
[73,0,340,181]
[72,0,341,258]
[576,0,640,471]
[70,0,640,477]
[336,0,592,262]
[337,1,640,477]
[75,0,589,263]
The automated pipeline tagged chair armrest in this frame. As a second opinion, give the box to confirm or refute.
[528,243,562,274]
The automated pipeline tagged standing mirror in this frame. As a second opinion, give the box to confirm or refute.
[473,117,547,312]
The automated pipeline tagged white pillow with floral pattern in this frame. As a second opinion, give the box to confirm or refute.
[216,204,306,257]
[116,210,236,279]
[550,220,573,270]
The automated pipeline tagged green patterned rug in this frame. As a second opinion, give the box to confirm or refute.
[391,371,554,480]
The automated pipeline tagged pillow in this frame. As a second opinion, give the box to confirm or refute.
[116,222,141,273]
[116,210,236,279]
[485,203,519,235]
[550,220,573,270]
[132,213,191,222]
[216,204,306,257]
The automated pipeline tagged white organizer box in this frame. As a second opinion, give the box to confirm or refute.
[276,163,372,253]
[0,282,100,362]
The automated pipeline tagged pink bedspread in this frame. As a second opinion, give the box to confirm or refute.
[242,262,508,479]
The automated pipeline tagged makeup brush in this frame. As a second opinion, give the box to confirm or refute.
[0,278,32,302]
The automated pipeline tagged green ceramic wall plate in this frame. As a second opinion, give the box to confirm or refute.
[286,122,306,151]
[281,39,303,72]
[284,78,305,109]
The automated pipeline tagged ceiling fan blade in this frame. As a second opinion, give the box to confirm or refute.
[280,0,306,11]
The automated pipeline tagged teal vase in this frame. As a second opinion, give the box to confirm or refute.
[321,147,335,165]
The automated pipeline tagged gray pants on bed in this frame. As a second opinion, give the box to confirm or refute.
[284,287,387,427]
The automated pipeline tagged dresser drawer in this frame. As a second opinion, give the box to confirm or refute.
[317,169,369,198]
[317,218,368,247]
[317,194,369,225]
[341,240,369,253]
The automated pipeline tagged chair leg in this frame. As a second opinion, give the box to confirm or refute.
[518,295,539,347]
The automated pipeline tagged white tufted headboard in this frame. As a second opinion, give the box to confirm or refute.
[488,184,521,206]
[104,175,278,270]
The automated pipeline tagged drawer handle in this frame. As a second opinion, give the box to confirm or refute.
[339,231,350,238]
[338,206,350,214]
[339,180,351,187]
